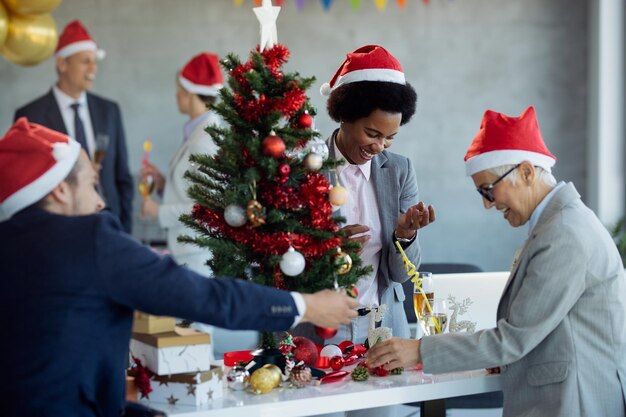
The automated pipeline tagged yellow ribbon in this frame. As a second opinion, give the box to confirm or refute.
[394,241,441,334]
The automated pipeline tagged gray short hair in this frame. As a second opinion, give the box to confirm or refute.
[486,164,557,187]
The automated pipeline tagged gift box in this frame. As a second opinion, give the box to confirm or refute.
[140,366,224,407]
[130,328,213,375]
[132,312,176,335]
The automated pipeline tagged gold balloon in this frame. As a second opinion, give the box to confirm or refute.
[250,368,276,394]
[261,364,283,388]
[0,12,57,66]
[0,3,7,49]
[3,0,62,15]
[333,248,352,275]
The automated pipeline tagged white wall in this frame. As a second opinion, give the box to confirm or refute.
[0,0,589,271]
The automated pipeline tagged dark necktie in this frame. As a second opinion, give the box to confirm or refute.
[70,102,89,155]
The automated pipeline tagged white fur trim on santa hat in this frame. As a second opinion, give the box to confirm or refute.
[465,149,556,177]
[321,68,405,97]
[0,140,81,222]
[56,40,105,60]
[178,75,222,97]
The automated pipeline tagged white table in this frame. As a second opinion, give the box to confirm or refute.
[145,367,502,417]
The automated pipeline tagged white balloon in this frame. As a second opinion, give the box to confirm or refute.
[279,246,305,276]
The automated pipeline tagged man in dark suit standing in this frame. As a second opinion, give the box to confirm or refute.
[14,19,134,232]
[0,118,358,417]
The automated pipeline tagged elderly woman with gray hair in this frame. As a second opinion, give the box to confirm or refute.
[367,106,626,417]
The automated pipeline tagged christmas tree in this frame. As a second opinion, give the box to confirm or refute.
[179,2,369,349]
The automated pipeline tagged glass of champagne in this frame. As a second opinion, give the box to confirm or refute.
[420,298,449,336]
[94,134,109,167]
[413,272,433,338]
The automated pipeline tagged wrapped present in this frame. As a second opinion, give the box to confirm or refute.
[130,327,212,375]
[132,312,176,335]
[140,366,223,407]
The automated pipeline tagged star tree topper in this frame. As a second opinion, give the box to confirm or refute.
[253,0,281,52]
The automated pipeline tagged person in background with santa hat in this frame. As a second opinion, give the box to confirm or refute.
[14,19,134,233]
[367,106,626,417]
[303,45,436,417]
[140,52,223,277]
[0,118,358,417]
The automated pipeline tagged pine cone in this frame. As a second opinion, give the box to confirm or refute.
[390,367,404,375]
[289,364,312,388]
[351,365,369,382]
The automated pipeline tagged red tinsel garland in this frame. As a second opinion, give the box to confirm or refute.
[131,356,153,399]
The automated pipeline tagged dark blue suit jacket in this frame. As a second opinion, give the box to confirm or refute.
[14,90,134,232]
[0,208,298,417]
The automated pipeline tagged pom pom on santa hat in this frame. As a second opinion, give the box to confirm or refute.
[178,52,224,97]
[320,44,405,97]
[464,106,556,176]
[0,118,81,222]
[55,19,105,60]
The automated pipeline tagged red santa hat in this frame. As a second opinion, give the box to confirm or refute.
[320,44,405,97]
[0,118,81,222]
[55,20,105,60]
[464,106,556,176]
[178,52,224,97]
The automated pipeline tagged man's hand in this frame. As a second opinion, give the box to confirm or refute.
[342,224,370,255]
[395,202,436,239]
[141,198,159,220]
[301,290,358,328]
[366,337,421,371]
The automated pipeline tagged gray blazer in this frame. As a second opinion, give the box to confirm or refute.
[421,183,626,417]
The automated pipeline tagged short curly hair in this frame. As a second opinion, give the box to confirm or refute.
[327,81,417,125]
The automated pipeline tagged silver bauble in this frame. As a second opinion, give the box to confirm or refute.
[224,204,247,227]
[226,364,250,391]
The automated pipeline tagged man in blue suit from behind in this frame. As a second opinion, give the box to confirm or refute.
[0,119,358,417]
[14,19,134,232]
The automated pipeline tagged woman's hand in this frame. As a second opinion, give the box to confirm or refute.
[395,201,436,239]
[366,337,421,370]
[141,161,165,194]
[141,198,159,220]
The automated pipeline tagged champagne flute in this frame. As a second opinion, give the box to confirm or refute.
[94,133,109,167]
[413,272,433,338]
[138,139,154,198]
[421,298,449,336]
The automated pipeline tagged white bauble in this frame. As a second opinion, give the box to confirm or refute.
[306,138,329,161]
[224,204,247,227]
[279,246,306,276]
[320,344,342,359]
[304,152,323,171]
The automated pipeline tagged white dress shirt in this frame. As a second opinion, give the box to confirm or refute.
[52,85,96,158]
[334,139,383,308]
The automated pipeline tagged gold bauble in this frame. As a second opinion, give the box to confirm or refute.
[3,0,62,15]
[0,3,8,49]
[333,248,353,275]
[261,364,283,388]
[246,199,266,227]
[328,184,348,206]
[250,368,276,394]
[0,12,57,66]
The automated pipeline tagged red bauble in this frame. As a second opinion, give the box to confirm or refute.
[278,163,291,176]
[338,340,354,354]
[262,134,286,158]
[292,336,319,367]
[330,355,345,371]
[298,112,313,128]
[371,365,389,377]
[314,326,338,339]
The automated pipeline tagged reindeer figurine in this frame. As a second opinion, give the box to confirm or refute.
[367,304,391,347]
[447,295,477,333]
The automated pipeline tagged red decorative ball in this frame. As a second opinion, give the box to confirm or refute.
[330,355,345,371]
[292,336,319,367]
[371,365,389,377]
[298,112,313,128]
[314,326,338,339]
[262,134,286,158]
[278,163,291,176]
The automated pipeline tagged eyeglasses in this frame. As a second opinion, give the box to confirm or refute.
[476,164,521,203]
